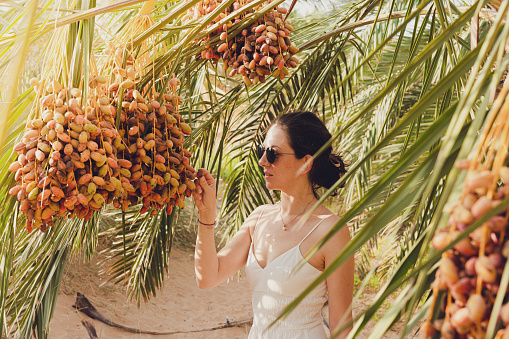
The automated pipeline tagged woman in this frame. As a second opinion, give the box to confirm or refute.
[192,111,354,338]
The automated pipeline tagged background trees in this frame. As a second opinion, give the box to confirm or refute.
[0,0,507,337]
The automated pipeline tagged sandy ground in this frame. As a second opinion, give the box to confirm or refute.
[52,247,252,338]
[50,246,408,338]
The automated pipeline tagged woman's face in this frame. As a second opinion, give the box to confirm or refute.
[258,125,309,191]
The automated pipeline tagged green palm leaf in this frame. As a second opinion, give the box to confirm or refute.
[2,0,509,337]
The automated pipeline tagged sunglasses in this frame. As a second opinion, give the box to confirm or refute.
[256,145,296,164]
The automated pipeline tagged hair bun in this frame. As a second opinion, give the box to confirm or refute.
[312,152,347,192]
[329,153,347,176]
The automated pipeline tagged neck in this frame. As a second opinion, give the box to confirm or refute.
[280,190,317,217]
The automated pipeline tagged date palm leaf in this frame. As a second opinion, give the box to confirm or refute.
[1,0,507,338]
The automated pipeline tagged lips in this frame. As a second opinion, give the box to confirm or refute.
[264,171,272,178]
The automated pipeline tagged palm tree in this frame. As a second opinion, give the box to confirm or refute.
[1,0,508,337]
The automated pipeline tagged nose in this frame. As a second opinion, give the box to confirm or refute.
[258,149,270,167]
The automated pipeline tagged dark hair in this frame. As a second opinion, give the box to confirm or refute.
[270,111,347,197]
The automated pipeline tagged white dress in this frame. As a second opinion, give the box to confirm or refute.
[245,206,329,339]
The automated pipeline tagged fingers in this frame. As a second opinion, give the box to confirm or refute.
[191,189,201,201]
[196,168,207,178]
[192,169,218,214]
[193,178,203,194]
[202,169,214,181]
[191,192,206,212]
[197,168,214,181]
[192,171,213,197]
[191,179,215,213]
[196,168,215,192]
[198,176,214,194]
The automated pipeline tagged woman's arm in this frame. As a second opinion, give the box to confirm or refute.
[194,219,253,289]
[324,225,354,338]
[192,169,262,289]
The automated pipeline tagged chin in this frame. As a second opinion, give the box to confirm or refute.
[265,182,282,192]
[264,179,276,191]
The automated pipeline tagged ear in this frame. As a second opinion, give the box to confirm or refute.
[298,154,313,176]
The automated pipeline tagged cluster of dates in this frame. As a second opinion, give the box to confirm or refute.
[187,0,299,85]
[422,161,509,338]
[8,78,125,232]
[8,74,196,233]
[111,79,197,216]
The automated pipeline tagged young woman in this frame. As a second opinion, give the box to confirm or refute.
[192,111,354,338]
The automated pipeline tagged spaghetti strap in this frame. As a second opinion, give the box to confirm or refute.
[298,215,332,246]
[252,205,268,241]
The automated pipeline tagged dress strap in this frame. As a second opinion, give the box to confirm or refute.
[252,205,268,242]
[298,215,332,245]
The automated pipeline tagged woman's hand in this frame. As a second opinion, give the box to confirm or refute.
[192,169,217,219]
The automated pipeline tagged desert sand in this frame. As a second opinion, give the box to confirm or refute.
[50,246,404,338]
[51,247,253,338]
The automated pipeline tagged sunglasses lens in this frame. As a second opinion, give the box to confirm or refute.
[266,148,276,163]
[256,145,264,160]
[256,145,276,163]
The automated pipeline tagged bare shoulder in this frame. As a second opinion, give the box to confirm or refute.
[242,204,274,236]
[245,204,273,221]
[314,207,350,251]
[314,205,340,230]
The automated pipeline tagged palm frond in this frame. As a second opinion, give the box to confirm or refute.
[2,0,509,337]
[101,208,175,304]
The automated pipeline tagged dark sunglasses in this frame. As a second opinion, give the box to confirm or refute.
[256,145,296,164]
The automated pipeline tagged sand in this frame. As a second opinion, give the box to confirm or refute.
[50,246,406,338]
[51,248,253,338]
